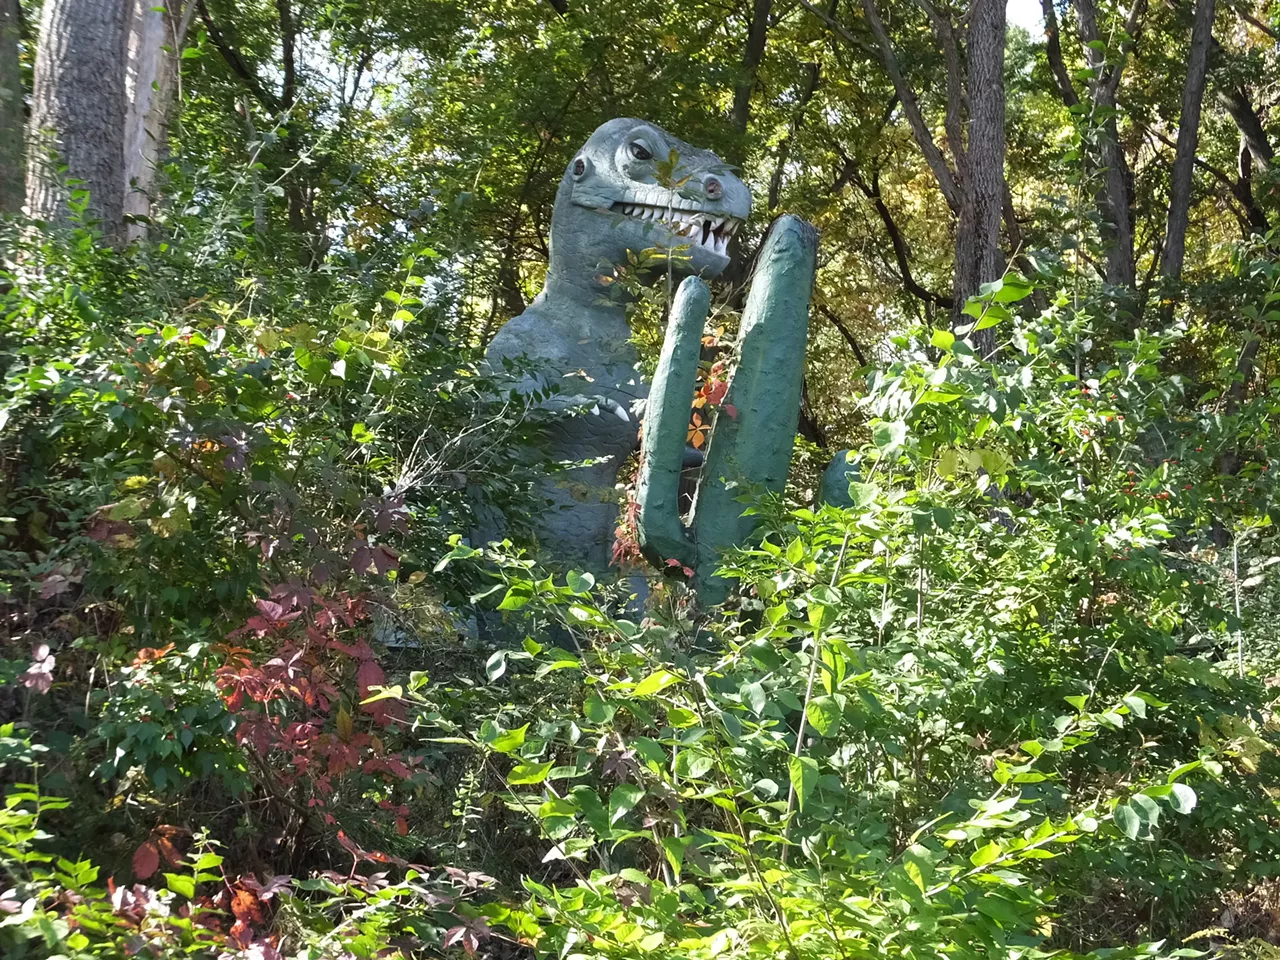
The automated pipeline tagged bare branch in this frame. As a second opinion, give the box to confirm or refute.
[797,0,961,211]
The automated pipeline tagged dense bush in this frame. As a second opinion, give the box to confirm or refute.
[2,225,1279,960]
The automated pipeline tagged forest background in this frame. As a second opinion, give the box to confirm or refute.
[3,0,1280,959]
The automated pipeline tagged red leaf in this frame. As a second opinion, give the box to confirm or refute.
[356,660,385,695]
[132,841,160,880]
[723,404,738,420]
[156,836,183,867]
[395,817,408,836]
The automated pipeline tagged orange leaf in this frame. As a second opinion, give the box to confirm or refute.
[133,840,160,879]
[395,817,408,836]
[230,887,263,924]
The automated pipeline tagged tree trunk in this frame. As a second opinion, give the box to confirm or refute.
[26,0,128,239]
[1075,0,1143,289]
[730,0,772,139]
[0,0,22,215]
[1159,0,1216,281]
[954,0,1007,355]
[1219,85,1273,166]
[1040,0,1080,107]
[124,0,194,241]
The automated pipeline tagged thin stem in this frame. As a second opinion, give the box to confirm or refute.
[781,529,851,863]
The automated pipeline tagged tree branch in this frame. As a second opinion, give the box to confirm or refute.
[818,304,868,366]
[1040,0,1080,106]
[196,0,282,112]
[274,0,297,108]
[798,0,961,211]
[915,0,968,171]
[768,61,821,210]
[852,164,955,308]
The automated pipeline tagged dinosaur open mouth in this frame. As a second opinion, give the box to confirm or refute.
[609,202,741,256]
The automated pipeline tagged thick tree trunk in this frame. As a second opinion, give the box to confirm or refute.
[954,0,1007,355]
[1159,0,1216,281]
[124,0,193,241]
[26,0,127,239]
[0,0,22,215]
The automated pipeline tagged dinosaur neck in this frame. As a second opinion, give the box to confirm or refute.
[537,266,632,332]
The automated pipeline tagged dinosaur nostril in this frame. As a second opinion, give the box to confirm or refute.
[704,177,723,200]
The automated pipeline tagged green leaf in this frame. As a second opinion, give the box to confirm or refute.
[609,784,645,824]
[485,651,507,681]
[808,601,837,634]
[565,569,595,594]
[508,761,553,785]
[1130,792,1161,827]
[930,329,956,351]
[351,422,375,443]
[1114,802,1141,839]
[1169,782,1197,814]
[1122,695,1147,718]
[359,684,402,705]
[970,841,1001,867]
[848,481,880,508]
[496,584,533,610]
[785,537,805,564]
[991,275,1034,302]
[487,724,528,755]
[633,669,681,697]
[973,304,1012,330]
[740,681,766,716]
[872,420,908,452]
[789,755,818,811]
[806,695,843,737]
[164,873,195,898]
[583,695,616,724]
[569,785,611,838]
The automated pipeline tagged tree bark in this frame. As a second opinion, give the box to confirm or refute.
[26,0,128,239]
[1218,84,1273,166]
[1075,0,1144,289]
[859,0,961,211]
[1159,0,1216,281]
[730,0,772,138]
[1040,0,1080,107]
[0,0,22,215]
[124,0,195,240]
[954,0,1007,355]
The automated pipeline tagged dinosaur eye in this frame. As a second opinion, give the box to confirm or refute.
[628,141,653,161]
[571,156,590,179]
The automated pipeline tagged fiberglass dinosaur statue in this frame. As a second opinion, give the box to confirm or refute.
[484,117,817,601]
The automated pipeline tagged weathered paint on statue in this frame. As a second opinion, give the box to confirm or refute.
[484,118,750,575]
[635,217,818,604]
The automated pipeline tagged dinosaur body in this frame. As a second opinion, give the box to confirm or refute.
[485,118,750,574]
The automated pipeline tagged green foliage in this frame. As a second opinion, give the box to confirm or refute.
[411,279,1280,959]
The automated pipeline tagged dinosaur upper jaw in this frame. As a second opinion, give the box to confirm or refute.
[606,200,743,258]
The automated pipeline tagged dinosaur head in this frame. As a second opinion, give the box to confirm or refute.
[548,118,751,287]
